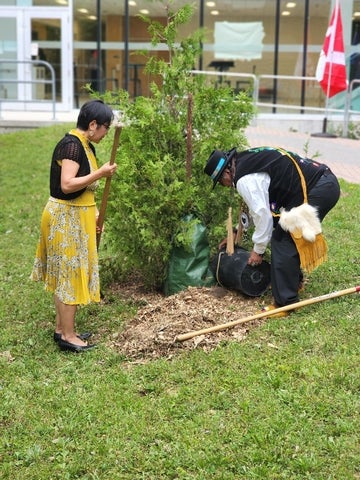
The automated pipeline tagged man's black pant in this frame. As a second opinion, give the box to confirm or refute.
[271,171,340,307]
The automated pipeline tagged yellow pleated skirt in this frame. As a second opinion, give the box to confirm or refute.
[31,194,100,305]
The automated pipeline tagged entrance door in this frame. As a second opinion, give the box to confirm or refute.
[0,15,17,100]
[0,6,72,112]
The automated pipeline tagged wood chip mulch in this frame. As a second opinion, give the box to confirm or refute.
[105,284,270,363]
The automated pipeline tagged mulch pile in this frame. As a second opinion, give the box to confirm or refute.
[107,284,270,363]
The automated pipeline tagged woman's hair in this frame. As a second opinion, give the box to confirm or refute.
[77,99,114,130]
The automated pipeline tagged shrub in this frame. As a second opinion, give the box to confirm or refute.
[98,3,254,289]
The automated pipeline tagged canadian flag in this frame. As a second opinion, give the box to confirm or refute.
[315,0,347,98]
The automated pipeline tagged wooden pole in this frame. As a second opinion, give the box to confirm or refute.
[186,93,193,180]
[175,286,360,342]
[96,125,122,249]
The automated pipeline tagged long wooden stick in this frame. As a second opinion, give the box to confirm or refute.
[176,285,360,342]
[96,125,122,249]
[185,93,193,180]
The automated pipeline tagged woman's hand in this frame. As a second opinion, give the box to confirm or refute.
[96,211,104,233]
[96,218,104,234]
[95,210,104,234]
[99,161,118,178]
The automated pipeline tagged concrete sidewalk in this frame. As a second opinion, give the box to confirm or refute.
[245,125,360,185]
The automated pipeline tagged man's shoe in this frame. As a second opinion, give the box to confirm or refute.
[260,304,289,318]
[53,332,92,343]
[58,339,97,353]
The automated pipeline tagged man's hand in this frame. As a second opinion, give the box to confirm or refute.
[218,229,238,250]
[218,237,228,250]
[248,250,263,266]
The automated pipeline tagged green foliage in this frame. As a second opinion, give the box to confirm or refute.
[98,3,254,289]
[172,215,201,250]
[1,125,360,480]
[338,120,360,139]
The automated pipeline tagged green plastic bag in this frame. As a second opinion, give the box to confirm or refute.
[164,214,216,296]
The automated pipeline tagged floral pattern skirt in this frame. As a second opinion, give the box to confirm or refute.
[31,198,100,305]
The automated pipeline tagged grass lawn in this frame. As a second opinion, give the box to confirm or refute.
[0,124,359,479]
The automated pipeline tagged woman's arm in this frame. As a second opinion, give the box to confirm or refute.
[60,159,116,194]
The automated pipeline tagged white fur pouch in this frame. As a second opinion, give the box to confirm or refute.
[279,203,322,242]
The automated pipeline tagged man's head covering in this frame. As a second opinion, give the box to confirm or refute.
[204,148,237,189]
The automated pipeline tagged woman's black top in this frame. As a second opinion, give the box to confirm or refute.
[49,133,95,200]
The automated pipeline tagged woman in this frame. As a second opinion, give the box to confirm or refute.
[31,99,118,352]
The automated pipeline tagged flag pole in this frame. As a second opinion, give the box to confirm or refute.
[325,0,338,100]
[312,0,341,138]
[324,0,338,136]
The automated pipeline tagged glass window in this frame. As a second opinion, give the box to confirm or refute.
[0,18,17,98]
[31,18,62,100]
[0,0,68,4]
[33,0,68,5]
[71,0,360,110]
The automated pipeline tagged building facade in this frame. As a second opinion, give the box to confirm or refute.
[1,0,360,113]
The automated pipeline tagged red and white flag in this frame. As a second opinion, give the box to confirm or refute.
[315,0,347,98]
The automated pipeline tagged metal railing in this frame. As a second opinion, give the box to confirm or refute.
[0,59,56,119]
[1,62,360,137]
[254,74,360,137]
[343,78,360,137]
[192,70,360,137]
[191,70,258,104]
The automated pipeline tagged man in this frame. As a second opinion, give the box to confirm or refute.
[204,146,340,314]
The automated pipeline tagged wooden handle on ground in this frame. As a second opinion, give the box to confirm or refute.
[175,286,360,342]
[96,125,122,249]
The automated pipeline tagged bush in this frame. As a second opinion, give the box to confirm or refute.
[98,3,254,289]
